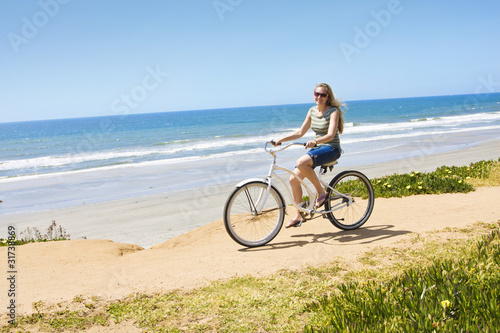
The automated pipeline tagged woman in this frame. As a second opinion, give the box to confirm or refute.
[273,83,344,228]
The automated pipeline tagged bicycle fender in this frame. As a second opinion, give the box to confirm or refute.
[234,178,286,212]
[235,178,269,188]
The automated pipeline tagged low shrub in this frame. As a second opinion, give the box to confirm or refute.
[304,228,500,332]
[0,220,71,246]
[371,158,499,198]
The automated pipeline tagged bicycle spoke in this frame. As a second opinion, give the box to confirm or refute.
[243,186,257,213]
[224,182,285,247]
[324,171,374,230]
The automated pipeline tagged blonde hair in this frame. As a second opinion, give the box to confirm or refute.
[316,83,345,134]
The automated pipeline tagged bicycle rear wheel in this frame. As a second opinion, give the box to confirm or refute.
[224,181,285,247]
[324,170,374,230]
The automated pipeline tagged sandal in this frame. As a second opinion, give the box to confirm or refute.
[286,219,303,228]
[315,194,327,208]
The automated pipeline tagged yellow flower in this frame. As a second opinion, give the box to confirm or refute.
[406,185,411,189]
[441,300,450,308]
[418,186,423,190]
[458,180,462,184]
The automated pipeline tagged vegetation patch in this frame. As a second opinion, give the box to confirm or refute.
[0,220,72,247]
[371,158,499,198]
[304,222,500,332]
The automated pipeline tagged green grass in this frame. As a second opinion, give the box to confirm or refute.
[304,225,500,332]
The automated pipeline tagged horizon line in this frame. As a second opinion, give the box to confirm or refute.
[2,91,499,124]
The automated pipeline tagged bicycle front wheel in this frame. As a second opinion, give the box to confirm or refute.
[324,170,374,230]
[224,181,285,247]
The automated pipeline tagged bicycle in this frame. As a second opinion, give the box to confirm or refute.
[223,141,375,247]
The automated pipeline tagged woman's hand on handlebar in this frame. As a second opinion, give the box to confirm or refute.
[270,140,282,147]
[305,139,317,148]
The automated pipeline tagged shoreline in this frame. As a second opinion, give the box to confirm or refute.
[1,138,499,249]
[1,127,499,215]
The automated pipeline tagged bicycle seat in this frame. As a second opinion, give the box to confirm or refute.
[320,160,338,173]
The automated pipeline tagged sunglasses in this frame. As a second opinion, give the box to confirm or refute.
[314,92,328,98]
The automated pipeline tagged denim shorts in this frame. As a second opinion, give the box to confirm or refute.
[306,145,341,168]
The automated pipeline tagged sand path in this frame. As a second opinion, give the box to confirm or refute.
[1,186,498,316]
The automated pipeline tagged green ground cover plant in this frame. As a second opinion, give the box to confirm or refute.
[371,158,499,198]
[304,226,500,332]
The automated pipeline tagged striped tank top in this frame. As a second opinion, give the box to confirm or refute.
[309,106,341,149]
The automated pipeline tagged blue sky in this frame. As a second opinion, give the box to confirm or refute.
[1,0,499,122]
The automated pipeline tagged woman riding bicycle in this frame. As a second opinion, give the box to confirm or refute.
[273,83,345,228]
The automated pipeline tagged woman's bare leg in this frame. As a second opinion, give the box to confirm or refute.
[296,155,326,197]
[288,155,326,221]
[289,168,304,221]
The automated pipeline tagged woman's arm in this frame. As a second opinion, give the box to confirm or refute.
[275,112,311,145]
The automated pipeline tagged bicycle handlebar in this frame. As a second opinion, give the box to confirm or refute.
[265,141,306,153]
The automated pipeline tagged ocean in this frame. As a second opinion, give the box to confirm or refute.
[1,93,500,217]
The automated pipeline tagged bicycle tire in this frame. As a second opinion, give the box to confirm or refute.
[324,170,374,230]
[224,181,285,247]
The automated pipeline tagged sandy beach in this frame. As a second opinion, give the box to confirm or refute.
[2,138,499,248]
[0,139,499,319]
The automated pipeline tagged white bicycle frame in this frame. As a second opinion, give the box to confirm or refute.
[245,142,353,217]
